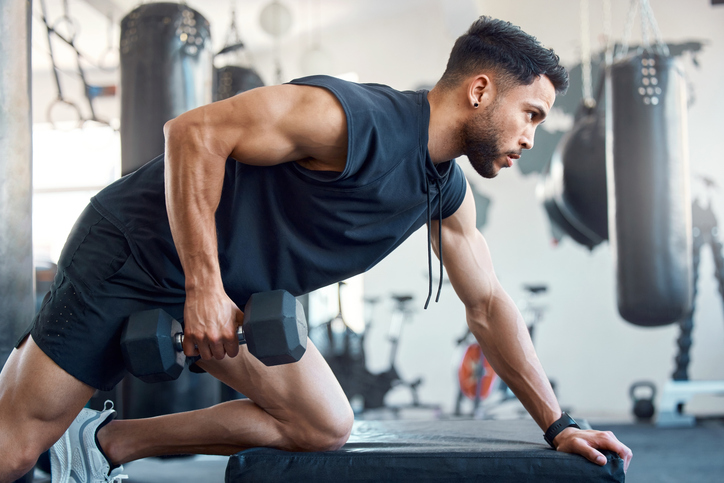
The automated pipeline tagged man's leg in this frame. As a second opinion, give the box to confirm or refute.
[0,336,96,482]
[97,339,353,465]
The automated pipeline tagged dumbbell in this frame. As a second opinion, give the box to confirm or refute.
[120,290,307,383]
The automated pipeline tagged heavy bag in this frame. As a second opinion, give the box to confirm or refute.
[540,80,608,250]
[120,2,213,175]
[608,53,692,326]
[213,66,265,102]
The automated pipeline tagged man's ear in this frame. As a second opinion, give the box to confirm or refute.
[467,75,494,110]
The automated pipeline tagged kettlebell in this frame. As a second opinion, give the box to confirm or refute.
[629,381,656,421]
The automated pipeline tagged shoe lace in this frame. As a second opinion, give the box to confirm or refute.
[107,465,128,482]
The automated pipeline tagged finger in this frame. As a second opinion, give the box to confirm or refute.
[196,339,214,360]
[209,338,227,360]
[609,444,632,473]
[613,443,633,473]
[224,328,240,358]
[595,432,633,473]
[182,336,199,358]
[225,307,244,359]
[572,441,607,466]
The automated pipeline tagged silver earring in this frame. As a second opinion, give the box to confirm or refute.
[474,103,479,108]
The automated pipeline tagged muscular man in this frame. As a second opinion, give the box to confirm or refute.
[0,17,632,482]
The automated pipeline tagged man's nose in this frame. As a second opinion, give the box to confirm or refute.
[520,127,535,150]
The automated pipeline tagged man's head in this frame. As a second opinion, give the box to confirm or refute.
[438,17,568,178]
[439,16,568,96]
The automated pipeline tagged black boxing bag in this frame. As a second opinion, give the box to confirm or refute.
[540,84,608,250]
[608,53,693,326]
[213,66,265,102]
[120,2,213,175]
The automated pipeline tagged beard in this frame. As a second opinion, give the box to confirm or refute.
[460,104,504,179]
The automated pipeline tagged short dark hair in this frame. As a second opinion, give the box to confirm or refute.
[439,16,568,95]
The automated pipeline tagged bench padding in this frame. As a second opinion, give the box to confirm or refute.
[225,419,624,482]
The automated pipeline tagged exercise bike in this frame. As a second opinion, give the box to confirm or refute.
[310,284,439,417]
[453,284,549,419]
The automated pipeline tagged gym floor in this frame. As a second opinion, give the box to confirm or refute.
[595,418,724,483]
[29,417,724,482]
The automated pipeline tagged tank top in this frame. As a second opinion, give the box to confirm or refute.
[91,75,467,306]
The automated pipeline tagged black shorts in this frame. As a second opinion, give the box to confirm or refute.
[16,204,186,391]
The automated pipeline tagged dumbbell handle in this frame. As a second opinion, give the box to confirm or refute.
[173,326,246,352]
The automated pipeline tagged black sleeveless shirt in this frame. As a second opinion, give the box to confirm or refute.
[91,76,467,306]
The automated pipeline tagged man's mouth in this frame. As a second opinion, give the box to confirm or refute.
[505,153,520,167]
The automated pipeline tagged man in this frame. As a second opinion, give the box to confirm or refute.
[0,16,632,482]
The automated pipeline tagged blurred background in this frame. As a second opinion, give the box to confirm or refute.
[6,0,724,430]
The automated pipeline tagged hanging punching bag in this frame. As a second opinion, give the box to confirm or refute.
[608,52,693,326]
[540,78,608,250]
[213,65,265,102]
[120,2,212,175]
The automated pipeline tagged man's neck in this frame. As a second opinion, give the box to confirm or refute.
[427,86,465,164]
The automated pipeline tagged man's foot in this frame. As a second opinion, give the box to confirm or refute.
[50,400,127,483]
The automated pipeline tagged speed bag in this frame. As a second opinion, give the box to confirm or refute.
[609,53,693,326]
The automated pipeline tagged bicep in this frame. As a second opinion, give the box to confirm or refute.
[432,182,501,312]
[171,84,348,167]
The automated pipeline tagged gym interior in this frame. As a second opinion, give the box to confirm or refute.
[1,0,723,481]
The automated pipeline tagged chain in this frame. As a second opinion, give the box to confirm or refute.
[673,235,700,381]
[643,0,670,56]
[603,0,613,61]
[674,202,724,380]
[639,0,651,50]
[224,0,242,47]
[620,0,639,57]
[620,0,669,58]
[580,0,593,104]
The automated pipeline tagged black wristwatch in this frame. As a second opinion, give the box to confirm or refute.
[544,412,580,448]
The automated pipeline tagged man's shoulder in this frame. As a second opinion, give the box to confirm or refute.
[288,76,417,110]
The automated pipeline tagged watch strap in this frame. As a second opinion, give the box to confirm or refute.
[544,412,580,448]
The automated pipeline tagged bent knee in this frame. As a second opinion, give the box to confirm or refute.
[4,443,44,480]
[285,407,354,452]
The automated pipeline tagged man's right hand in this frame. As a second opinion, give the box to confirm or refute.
[181,287,245,361]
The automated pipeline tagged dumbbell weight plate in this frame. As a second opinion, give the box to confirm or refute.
[244,290,308,366]
[121,309,186,383]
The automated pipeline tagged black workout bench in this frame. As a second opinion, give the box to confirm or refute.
[225,419,624,482]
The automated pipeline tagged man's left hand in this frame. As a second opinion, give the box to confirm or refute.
[554,427,633,473]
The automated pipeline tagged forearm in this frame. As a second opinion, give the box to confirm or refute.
[466,290,560,431]
[163,115,228,292]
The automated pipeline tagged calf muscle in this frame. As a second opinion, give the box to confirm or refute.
[0,336,95,482]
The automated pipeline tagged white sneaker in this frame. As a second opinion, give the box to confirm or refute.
[50,400,128,483]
